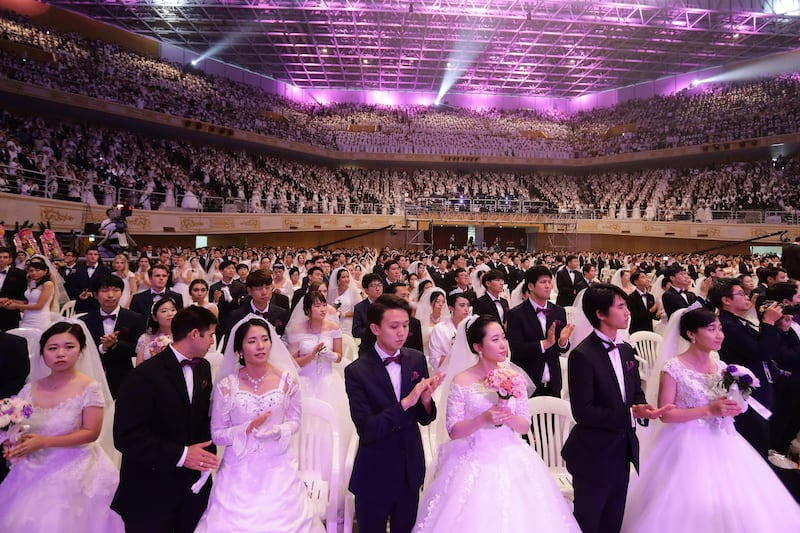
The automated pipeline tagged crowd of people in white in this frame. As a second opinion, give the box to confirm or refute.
[1,11,799,159]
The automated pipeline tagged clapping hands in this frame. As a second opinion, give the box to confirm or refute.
[401,370,446,410]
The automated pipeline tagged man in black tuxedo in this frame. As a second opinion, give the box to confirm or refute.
[627,270,661,334]
[130,264,184,319]
[57,249,79,280]
[0,247,27,331]
[222,269,289,345]
[209,260,247,327]
[79,275,145,398]
[555,255,587,308]
[291,265,324,310]
[383,282,424,353]
[442,254,466,293]
[507,266,575,398]
[352,272,382,342]
[563,284,670,533]
[710,278,783,458]
[769,282,800,453]
[472,270,509,325]
[67,246,111,315]
[0,330,29,483]
[112,306,219,533]
[661,265,697,318]
[345,295,443,533]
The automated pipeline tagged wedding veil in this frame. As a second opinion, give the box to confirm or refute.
[28,318,118,464]
[218,313,300,385]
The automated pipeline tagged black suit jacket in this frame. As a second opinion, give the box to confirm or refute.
[351,298,371,341]
[661,287,697,319]
[0,331,29,397]
[555,268,587,307]
[626,290,657,334]
[344,346,435,498]
[129,290,184,319]
[357,314,423,354]
[222,301,289,346]
[80,308,146,398]
[562,332,646,479]
[0,267,27,331]
[67,263,112,315]
[781,243,800,280]
[208,279,247,326]
[507,300,569,396]
[112,347,214,521]
[472,293,509,324]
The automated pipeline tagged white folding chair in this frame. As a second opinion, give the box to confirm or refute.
[343,432,359,533]
[629,331,663,385]
[339,334,358,370]
[528,396,576,501]
[59,299,76,318]
[7,327,42,358]
[297,398,341,533]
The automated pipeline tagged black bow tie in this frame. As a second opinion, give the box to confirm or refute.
[253,310,267,317]
[101,314,116,321]
[535,306,550,315]
[0,269,6,276]
[602,341,625,352]
[180,358,202,369]
[383,353,403,366]
[152,292,164,299]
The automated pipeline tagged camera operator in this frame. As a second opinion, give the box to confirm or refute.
[98,205,137,255]
[766,282,800,454]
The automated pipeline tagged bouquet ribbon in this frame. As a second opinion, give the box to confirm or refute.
[746,397,772,420]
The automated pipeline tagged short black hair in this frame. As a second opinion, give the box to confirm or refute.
[367,294,411,325]
[481,269,504,287]
[361,272,382,289]
[220,260,236,270]
[708,278,740,309]
[766,282,799,303]
[92,274,124,293]
[630,270,645,284]
[525,265,552,286]
[171,305,218,342]
[582,283,628,329]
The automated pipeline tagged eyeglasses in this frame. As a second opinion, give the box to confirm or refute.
[367,283,383,289]
[731,291,747,297]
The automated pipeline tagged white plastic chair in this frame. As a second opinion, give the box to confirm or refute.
[528,396,576,501]
[59,299,76,318]
[629,331,663,385]
[343,431,359,533]
[297,398,341,533]
[7,327,42,358]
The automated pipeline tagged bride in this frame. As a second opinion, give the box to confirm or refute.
[0,320,123,532]
[195,315,323,533]
[413,315,580,532]
[621,309,800,532]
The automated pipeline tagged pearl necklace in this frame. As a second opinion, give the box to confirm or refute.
[243,370,266,388]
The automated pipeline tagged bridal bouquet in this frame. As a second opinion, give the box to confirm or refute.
[486,368,527,402]
[149,333,173,356]
[719,364,760,411]
[0,396,33,443]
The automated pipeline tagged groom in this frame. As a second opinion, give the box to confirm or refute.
[345,294,444,533]
[112,306,220,533]
[562,284,672,533]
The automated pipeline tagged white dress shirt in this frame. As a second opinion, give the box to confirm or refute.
[375,344,402,401]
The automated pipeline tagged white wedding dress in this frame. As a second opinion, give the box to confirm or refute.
[621,358,800,532]
[0,381,124,532]
[195,372,323,533]
[413,381,580,533]
[20,285,54,331]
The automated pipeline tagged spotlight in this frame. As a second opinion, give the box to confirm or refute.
[191,59,199,66]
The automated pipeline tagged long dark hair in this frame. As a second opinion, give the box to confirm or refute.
[27,258,52,287]
[147,296,178,334]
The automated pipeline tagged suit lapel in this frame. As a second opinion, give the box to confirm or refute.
[367,348,399,403]
[591,333,625,405]
[83,313,104,344]
[162,348,191,406]
[526,302,545,339]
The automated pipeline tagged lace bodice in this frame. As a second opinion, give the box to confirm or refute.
[446,381,530,438]
[286,328,341,377]
[662,358,734,431]
[20,381,104,438]
[20,285,54,329]
[211,372,301,461]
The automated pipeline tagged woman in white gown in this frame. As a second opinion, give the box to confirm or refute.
[112,254,137,308]
[414,316,581,533]
[13,258,57,331]
[415,287,450,357]
[621,309,800,532]
[283,291,353,470]
[327,267,359,337]
[171,255,192,307]
[0,321,123,532]
[195,316,323,533]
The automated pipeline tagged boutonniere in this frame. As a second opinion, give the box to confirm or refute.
[625,360,636,372]
[274,319,283,327]
[201,379,209,390]
[411,371,420,381]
